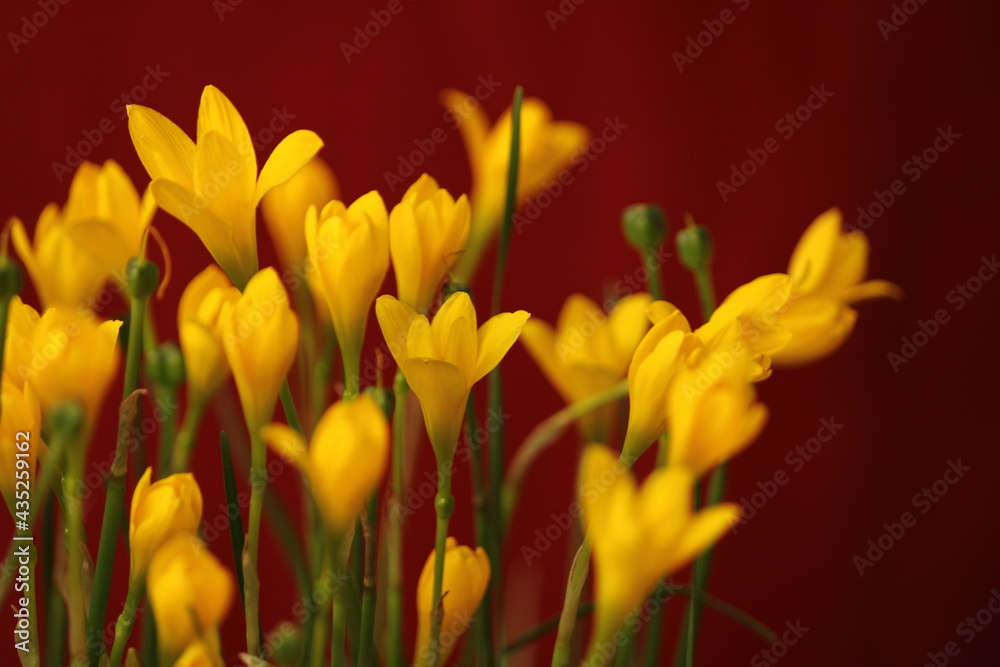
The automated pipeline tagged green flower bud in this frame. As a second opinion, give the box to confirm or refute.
[146,342,186,387]
[676,217,714,273]
[622,204,667,251]
[125,257,159,301]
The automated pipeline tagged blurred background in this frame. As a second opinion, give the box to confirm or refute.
[1,1,999,664]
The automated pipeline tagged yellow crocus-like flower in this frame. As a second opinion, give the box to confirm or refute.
[666,354,768,476]
[178,265,239,407]
[0,380,44,516]
[261,155,340,271]
[24,307,122,435]
[262,394,389,537]
[415,537,490,667]
[147,537,234,659]
[773,208,902,366]
[128,85,324,288]
[306,191,389,373]
[580,445,737,642]
[375,292,529,461]
[521,293,652,442]
[389,174,470,313]
[220,267,299,433]
[620,303,701,463]
[694,273,794,364]
[440,90,589,282]
[2,296,40,390]
[128,467,204,582]
[171,639,224,667]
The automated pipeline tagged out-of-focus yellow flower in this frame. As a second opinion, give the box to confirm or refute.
[128,85,324,288]
[695,273,793,363]
[773,209,902,366]
[0,381,44,516]
[306,192,389,366]
[171,639,224,667]
[262,394,388,537]
[389,174,470,313]
[128,467,203,582]
[580,445,737,641]
[178,265,239,407]
[220,267,299,433]
[415,537,490,667]
[261,155,339,271]
[25,307,121,435]
[440,90,589,282]
[2,297,40,390]
[148,537,234,659]
[375,292,528,461]
[666,353,768,476]
[620,303,701,463]
[521,293,652,442]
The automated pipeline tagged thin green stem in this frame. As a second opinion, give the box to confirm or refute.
[245,430,266,656]
[168,398,206,474]
[342,344,361,401]
[357,489,379,667]
[465,396,494,667]
[643,247,664,301]
[387,371,408,667]
[108,581,145,667]
[43,499,66,667]
[154,383,178,478]
[330,539,348,667]
[63,450,87,665]
[551,541,591,667]
[426,461,454,667]
[280,380,304,435]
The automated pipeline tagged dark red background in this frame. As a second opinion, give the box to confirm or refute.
[2,1,999,665]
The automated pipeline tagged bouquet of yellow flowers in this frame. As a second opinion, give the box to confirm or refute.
[0,83,899,667]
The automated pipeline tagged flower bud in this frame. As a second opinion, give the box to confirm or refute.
[621,204,667,251]
[675,215,714,273]
[129,467,204,582]
[125,257,160,300]
[146,342,186,387]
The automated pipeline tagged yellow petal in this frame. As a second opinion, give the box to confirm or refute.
[255,130,325,205]
[771,295,858,367]
[261,423,309,471]
[402,358,469,460]
[840,279,904,304]
[430,292,477,379]
[196,85,255,175]
[788,209,869,296]
[127,104,196,189]
[374,295,419,369]
[473,310,530,383]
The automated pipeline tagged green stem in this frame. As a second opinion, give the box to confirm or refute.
[43,500,66,667]
[280,380,304,435]
[63,450,87,665]
[108,582,145,667]
[245,430,266,656]
[154,383,178,478]
[465,396,494,667]
[168,398,205,474]
[643,247,664,301]
[693,270,716,322]
[387,371,408,667]
[357,489,379,667]
[426,461,454,667]
[88,290,148,666]
[330,539,347,667]
[310,327,336,432]
[342,343,361,401]
[551,540,591,667]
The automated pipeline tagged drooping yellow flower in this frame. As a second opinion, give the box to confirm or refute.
[580,445,737,642]
[389,174,470,313]
[306,191,389,369]
[171,638,224,667]
[2,296,40,390]
[0,380,44,516]
[220,267,299,433]
[128,85,324,288]
[375,292,529,461]
[262,394,389,537]
[773,209,903,366]
[261,155,339,271]
[24,307,122,435]
[128,467,204,582]
[620,303,701,463]
[415,537,490,667]
[440,90,589,282]
[521,293,652,442]
[178,265,239,407]
[147,537,234,659]
[666,353,768,476]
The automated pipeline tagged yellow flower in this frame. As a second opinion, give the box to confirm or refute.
[0,381,44,516]
[171,639,224,667]
[389,174,470,313]
[440,89,589,282]
[24,307,122,436]
[2,297,40,390]
[178,265,239,407]
[521,293,652,442]
[128,85,324,288]
[580,445,737,640]
[220,267,299,433]
[375,292,528,461]
[148,537,234,659]
[261,155,339,271]
[666,353,768,476]
[306,191,389,364]
[694,273,794,365]
[773,209,903,366]
[620,303,701,463]
[128,467,204,582]
[415,537,490,667]
[262,394,389,537]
